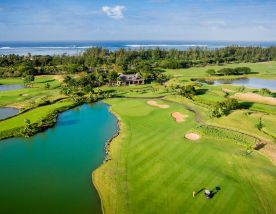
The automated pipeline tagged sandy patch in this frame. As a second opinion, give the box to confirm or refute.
[233,92,276,106]
[185,133,201,141]
[21,94,29,97]
[52,75,64,82]
[6,103,25,109]
[172,112,188,122]
[147,100,170,109]
[257,142,276,164]
[222,88,234,93]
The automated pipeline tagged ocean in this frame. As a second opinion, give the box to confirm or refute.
[0,40,275,56]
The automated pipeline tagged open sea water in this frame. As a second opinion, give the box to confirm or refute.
[1,41,276,56]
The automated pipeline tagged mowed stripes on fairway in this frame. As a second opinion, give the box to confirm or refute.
[93,98,276,214]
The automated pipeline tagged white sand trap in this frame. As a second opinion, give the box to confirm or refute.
[147,100,170,109]
[172,112,188,123]
[185,133,201,141]
[21,94,29,97]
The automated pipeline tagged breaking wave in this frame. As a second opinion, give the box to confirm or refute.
[125,44,209,48]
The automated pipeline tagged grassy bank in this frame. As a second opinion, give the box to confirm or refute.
[0,75,63,108]
[0,100,74,140]
[93,98,276,214]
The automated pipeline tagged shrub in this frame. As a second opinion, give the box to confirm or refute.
[175,85,197,99]
[259,88,271,96]
[206,69,216,76]
[211,98,239,117]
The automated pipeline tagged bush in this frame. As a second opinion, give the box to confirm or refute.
[259,88,271,96]
[175,84,197,99]
[234,67,251,74]
[208,67,252,76]
[211,98,239,117]
[206,69,216,76]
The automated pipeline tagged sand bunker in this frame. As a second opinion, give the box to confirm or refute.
[233,93,276,106]
[147,100,170,109]
[172,112,188,123]
[258,142,276,164]
[222,88,234,93]
[185,133,201,141]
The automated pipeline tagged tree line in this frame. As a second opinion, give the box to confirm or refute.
[206,67,252,76]
[1,46,276,78]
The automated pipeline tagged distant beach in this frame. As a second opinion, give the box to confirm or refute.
[1,40,276,56]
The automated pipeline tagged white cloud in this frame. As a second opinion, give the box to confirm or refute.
[102,5,126,19]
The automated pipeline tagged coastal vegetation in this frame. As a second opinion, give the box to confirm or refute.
[206,67,252,76]
[1,46,276,79]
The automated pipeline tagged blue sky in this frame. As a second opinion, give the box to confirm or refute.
[0,0,276,41]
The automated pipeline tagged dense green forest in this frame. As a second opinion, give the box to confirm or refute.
[1,46,276,78]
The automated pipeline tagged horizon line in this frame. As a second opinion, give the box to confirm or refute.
[1,39,276,43]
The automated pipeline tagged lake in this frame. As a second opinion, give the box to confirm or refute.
[0,107,19,120]
[0,84,24,119]
[0,102,118,214]
[213,78,276,90]
[0,84,25,91]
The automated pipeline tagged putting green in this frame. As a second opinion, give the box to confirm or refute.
[93,98,276,214]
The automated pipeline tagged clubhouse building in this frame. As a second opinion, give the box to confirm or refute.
[117,73,145,86]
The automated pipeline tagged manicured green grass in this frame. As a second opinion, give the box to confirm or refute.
[208,110,273,141]
[164,61,276,80]
[101,83,170,98]
[0,87,62,107]
[93,98,276,214]
[0,75,60,86]
[164,95,210,121]
[262,115,276,138]
[0,75,64,108]
[194,90,226,105]
[0,78,24,85]
[0,100,72,132]
[248,103,276,114]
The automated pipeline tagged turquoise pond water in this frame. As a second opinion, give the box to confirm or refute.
[0,102,118,214]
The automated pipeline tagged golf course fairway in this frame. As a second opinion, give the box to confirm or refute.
[93,98,276,214]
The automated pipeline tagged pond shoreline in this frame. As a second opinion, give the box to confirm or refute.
[92,102,121,214]
[0,102,118,213]
[0,84,26,91]
[195,77,276,91]
[0,100,120,213]
[0,101,77,140]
